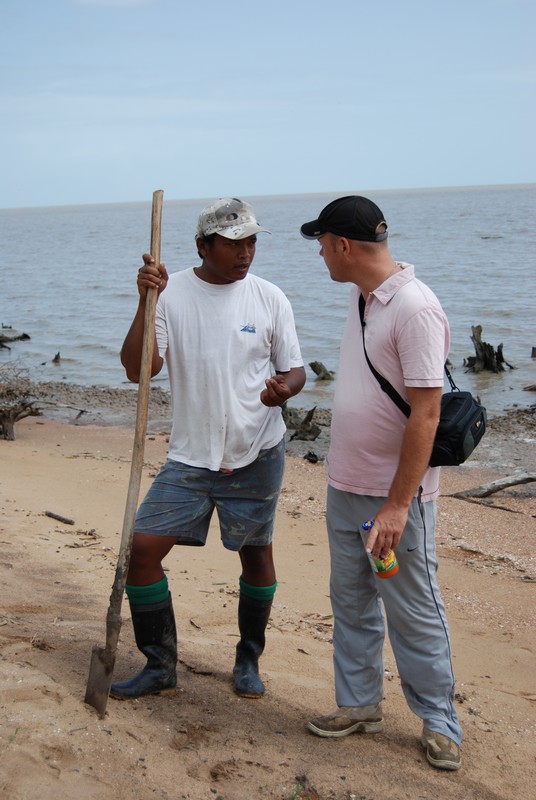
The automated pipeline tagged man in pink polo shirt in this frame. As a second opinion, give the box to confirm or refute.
[300,196,462,771]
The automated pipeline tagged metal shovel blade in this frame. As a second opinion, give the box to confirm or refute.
[84,644,117,719]
[85,598,122,717]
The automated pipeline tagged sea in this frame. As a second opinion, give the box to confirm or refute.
[1,184,535,418]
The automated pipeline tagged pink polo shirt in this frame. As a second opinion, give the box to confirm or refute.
[328,264,450,502]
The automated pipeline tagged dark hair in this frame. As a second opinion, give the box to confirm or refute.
[196,232,217,259]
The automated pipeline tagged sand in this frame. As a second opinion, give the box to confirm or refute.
[1,390,535,800]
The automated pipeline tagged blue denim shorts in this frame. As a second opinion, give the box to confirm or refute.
[134,438,285,551]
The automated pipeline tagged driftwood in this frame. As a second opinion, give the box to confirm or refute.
[451,472,536,499]
[0,402,40,440]
[447,472,536,512]
[309,361,335,381]
[464,325,515,373]
[0,332,31,351]
[45,511,75,525]
[281,402,304,429]
[0,364,41,440]
[290,406,321,441]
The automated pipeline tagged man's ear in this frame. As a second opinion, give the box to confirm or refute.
[338,236,351,255]
[196,236,207,257]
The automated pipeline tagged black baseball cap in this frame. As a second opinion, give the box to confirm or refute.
[300,195,388,242]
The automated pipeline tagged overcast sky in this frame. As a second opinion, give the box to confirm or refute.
[1,0,534,209]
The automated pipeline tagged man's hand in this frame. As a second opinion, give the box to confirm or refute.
[138,254,169,299]
[260,374,292,407]
[260,367,306,407]
[365,505,409,559]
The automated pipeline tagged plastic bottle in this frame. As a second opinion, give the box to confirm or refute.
[362,519,399,579]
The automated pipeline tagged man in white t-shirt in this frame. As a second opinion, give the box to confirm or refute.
[112,198,305,702]
[300,196,462,771]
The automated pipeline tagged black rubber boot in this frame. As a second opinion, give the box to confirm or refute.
[110,595,177,700]
[233,594,272,698]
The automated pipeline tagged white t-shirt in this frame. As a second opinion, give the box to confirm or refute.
[328,264,450,502]
[155,268,303,471]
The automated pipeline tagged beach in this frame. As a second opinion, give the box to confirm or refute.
[1,386,535,800]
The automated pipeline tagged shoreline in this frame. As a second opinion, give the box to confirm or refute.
[25,379,536,468]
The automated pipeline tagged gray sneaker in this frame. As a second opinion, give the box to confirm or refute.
[308,704,384,738]
[421,727,461,771]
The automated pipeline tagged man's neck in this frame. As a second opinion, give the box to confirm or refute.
[359,257,401,296]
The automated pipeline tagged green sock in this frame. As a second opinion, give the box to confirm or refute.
[239,576,277,602]
[125,576,169,606]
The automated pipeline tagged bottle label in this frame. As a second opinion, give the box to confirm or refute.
[368,548,397,575]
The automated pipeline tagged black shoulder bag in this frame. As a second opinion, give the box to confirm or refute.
[358,294,487,467]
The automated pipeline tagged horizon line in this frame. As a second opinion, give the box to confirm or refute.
[1,181,534,213]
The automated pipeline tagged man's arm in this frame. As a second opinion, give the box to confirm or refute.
[366,385,442,558]
[120,256,168,383]
[120,300,164,383]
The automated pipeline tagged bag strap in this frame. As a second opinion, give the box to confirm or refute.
[358,293,456,418]
[358,294,410,417]
[444,362,458,391]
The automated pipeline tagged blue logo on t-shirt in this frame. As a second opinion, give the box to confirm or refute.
[240,323,256,333]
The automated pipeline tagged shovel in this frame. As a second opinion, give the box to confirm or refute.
[84,189,164,718]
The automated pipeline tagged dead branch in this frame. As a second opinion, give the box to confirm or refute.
[448,497,521,513]
[0,332,31,351]
[450,472,536,499]
[44,511,75,525]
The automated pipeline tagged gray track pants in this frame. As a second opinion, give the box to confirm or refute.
[327,485,462,744]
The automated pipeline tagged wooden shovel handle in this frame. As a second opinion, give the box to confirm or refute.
[105,190,163,650]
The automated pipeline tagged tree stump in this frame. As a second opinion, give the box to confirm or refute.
[309,361,335,380]
[464,325,515,373]
[289,407,322,441]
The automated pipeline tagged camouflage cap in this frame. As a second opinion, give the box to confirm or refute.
[196,198,271,240]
